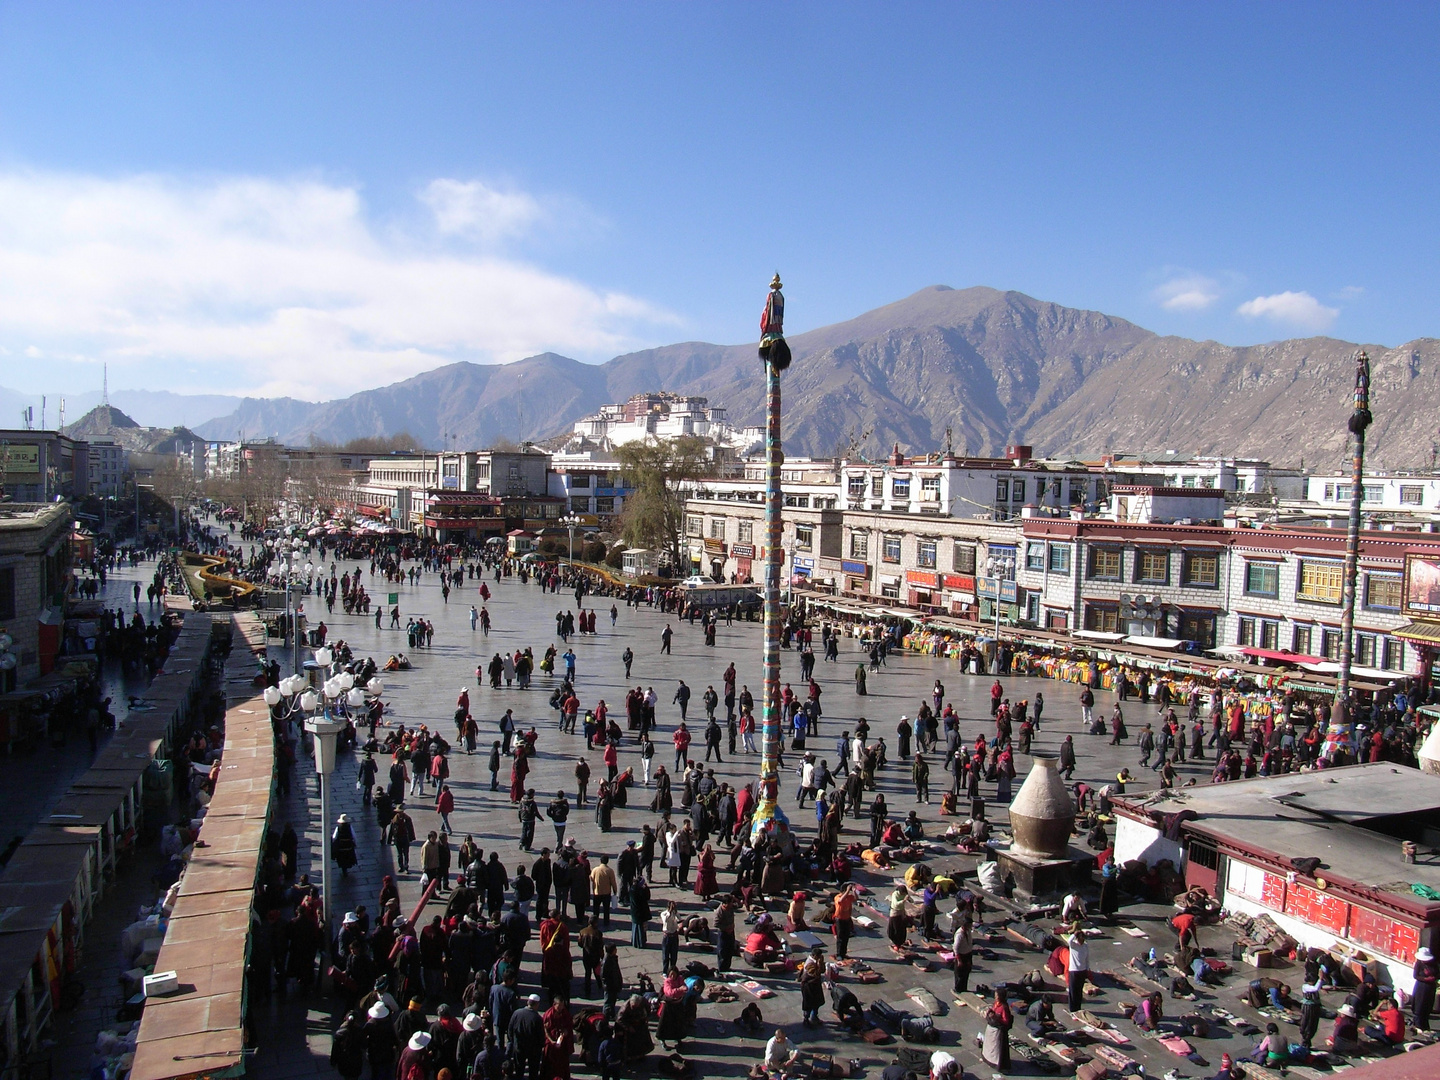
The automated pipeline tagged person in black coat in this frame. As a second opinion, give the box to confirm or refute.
[280,823,299,882]
[532,851,553,919]
[629,876,652,950]
[333,815,358,874]
[362,1001,397,1079]
[507,995,546,1080]
[551,854,573,921]
[330,1010,365,1079]
[484,853,509,919]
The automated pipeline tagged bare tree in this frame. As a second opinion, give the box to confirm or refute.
[614,436,712,571]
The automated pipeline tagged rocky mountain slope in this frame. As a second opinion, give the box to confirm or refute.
[191,286,1440,468]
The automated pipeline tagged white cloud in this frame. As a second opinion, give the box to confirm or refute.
[0,171,674,398]
[1236,290,1338,331]
[1153,274,1220,312]
[419,179,543,243]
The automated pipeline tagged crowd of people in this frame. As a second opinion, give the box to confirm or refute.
[206,515,1439,1080]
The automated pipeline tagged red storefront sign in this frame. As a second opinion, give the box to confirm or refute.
[942,574,976,591]
[906,570,938,588]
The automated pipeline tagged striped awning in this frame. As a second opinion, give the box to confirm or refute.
[1393,620,1440,645]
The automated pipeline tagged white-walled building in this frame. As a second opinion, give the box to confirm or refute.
[570,392,759,455]
[1018,512,1429,671]
[839,445,1103,521]
[682,497,844,585]
[1105,456,1307,498]
[547,452,633,523]
[1304,473,1440,514]
[356,449,553,533]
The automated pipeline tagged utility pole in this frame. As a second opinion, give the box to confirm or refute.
[1336,351,1372,731]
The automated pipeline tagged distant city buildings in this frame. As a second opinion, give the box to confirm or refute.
[202,439,376,480]
[9,387,1440,681]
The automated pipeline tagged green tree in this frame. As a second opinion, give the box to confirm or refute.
[614,436,710,572]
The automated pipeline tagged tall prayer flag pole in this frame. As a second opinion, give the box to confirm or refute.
[752,274,792,841]
[1336,350,1372,725]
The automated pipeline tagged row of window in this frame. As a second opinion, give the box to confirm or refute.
[1024,542,1217,586]
[846,475,944,499]
[1243,561,1400,610]
[568,496,617,514]
[1234,617,1407,668]
[690,516,815,550]
[846,532,978,574]
[781,493,838,509]
[1320,483,1425,505]
[1024,543,1400,609]
[843,475,1090,504]
[1081,603,1219,646]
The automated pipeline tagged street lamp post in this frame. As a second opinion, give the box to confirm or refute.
[559,514,582,566]
[985,552,1016,674]
[304,715,344,927]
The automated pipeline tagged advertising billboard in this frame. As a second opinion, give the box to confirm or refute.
[0,444,40,477]
[1403,552,1440,617]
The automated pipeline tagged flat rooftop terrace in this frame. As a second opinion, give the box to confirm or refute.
[1115,764,1440,909]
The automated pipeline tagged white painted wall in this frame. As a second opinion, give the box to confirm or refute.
[1114,816,1186,869]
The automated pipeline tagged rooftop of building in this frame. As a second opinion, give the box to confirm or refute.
[0,502,72,533]
[1113,763,1440,909]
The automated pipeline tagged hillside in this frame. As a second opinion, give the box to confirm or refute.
[189,287,1440,467]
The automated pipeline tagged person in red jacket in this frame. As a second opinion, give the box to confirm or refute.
[435,785,455,835]
[1370,997,1406,1046]
[672,724,691,770]
[603,740,619,783]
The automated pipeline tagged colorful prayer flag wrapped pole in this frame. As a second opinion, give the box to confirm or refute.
[752,273,791,842]
[1335,350,1372,740]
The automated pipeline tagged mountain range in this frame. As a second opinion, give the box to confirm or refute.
[32,286,1440,468]
[0,387,250,431]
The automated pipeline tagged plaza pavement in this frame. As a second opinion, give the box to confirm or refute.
[256,561,1266,1080]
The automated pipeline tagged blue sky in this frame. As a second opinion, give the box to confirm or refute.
[0,3,1434,400]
